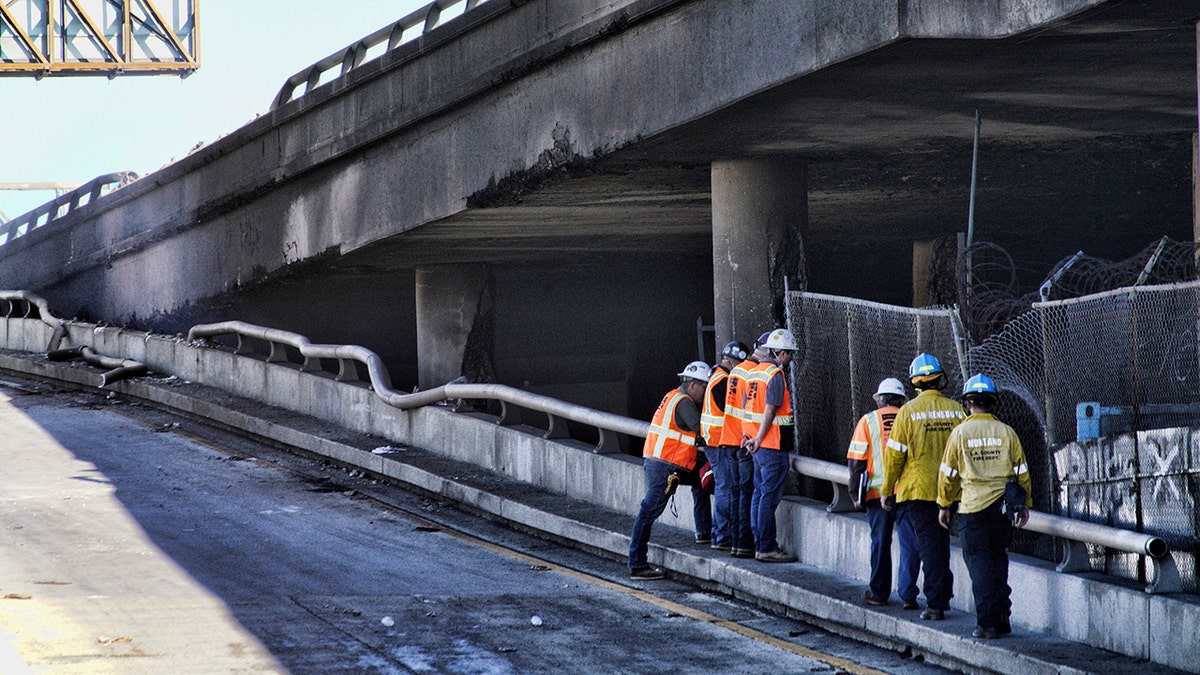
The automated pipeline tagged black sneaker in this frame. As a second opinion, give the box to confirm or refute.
[629,566,666,580]
[901,598,920,610]
[920,608,945,621]
[862,590,888,606]
[695,533,712,545]
[710,542,733,552]
[730,547,755,558]
[972,625,999,639]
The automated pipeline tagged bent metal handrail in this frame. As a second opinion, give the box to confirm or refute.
[186,320,647,454]
[271,0,493,110]
[0,297,1179,592]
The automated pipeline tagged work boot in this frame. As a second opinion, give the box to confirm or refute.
[755,549,798,563]
[710,542,733,552]
[901,598,920,610]
[972,625,999,639]
[629,566,666,580]
[730,547,755,558]
[694,533,712,545]
[862,590,888,606]
[920,608,945,621]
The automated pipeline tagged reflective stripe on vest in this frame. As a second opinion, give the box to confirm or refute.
[864,411,886,490]
[719,362,753,446]
[643,390,698,468]
[700,368,728,442]
[742,361,793,450]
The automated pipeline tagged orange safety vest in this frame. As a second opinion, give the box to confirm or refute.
[847,406,899,501]
[643,389,700,469]
[719,360,755,447]
[700,366,729,444]
[741,360,793,451]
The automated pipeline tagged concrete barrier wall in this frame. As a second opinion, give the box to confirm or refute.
[3,316,1196,670]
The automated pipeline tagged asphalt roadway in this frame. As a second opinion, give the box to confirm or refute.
[0,375,954,674]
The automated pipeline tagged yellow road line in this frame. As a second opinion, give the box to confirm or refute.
[440,527,889,675]
[108,405,887,675]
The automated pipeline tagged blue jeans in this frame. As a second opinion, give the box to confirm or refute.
[750,448,790,554]
[709,445,751,548]
[898,500,953,610]
[628,458,711,570]
[865,499,921,601]
[730,446,755,551]
[958,498,1013,629]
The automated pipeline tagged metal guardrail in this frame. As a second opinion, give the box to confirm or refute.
[186,321,646,454]
[0,296,1181,592]
[271,0,493,110]
[804,457,1180,593]
[0,173,137,248]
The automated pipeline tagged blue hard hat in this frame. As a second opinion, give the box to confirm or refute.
[720,340,749,361]
[755,332,772,349]
[963,373,998,398]
[908,353,944,382]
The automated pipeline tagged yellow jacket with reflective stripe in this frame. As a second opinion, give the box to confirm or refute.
[643,389,699,469]
[882,389,964,503]
[701,367,729,444]
[847,405,899,501]
[742,360,793,451]
[937,413,1032,514]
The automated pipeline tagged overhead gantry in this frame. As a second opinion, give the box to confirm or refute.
[0,0,198,78]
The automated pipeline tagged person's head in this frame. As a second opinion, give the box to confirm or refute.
[719,340,749,370]
[962,373,999,412]
[872,377,907,409]
[763,328,798,366]
[677,360,712,402]
[908,353,946,391]
[751,331,772,361]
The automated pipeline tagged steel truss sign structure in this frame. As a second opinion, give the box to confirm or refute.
[0,0,198,77]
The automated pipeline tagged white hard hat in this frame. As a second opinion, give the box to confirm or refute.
[874,377,906,398]
[764,328,798,352]
[677,361,712,383]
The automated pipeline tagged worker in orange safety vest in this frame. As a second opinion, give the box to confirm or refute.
[628,361,713,580]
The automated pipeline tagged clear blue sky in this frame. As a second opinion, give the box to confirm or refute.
[1,0,430,219]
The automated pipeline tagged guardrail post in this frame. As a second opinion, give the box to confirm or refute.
[301,356,323,372]
[594,428,620,454]
[497,400,524,426]
[265,341,288,363]
[827,482,857,513]
[336,359,359,382]
[1147,554,1183,594]
[234,334,254,355]
[1056,539,1093,574]
[544,413,570,440]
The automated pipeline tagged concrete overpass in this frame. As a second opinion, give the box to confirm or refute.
[0,0,1196,418]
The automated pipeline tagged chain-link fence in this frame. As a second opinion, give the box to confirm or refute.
[1028,281,1200,591]
[786,292,965,464]
[786,281,1200,592]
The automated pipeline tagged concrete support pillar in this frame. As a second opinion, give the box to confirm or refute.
[415,264,490,391]
[711,159,808,350]
[913,239,937,308]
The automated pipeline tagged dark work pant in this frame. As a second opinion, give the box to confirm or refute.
[957,498,1014,629]
[897,500,953,610]
[710,445,753,549]
[865,499,921,602]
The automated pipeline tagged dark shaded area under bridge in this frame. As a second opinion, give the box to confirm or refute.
[15,0,1200,427]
